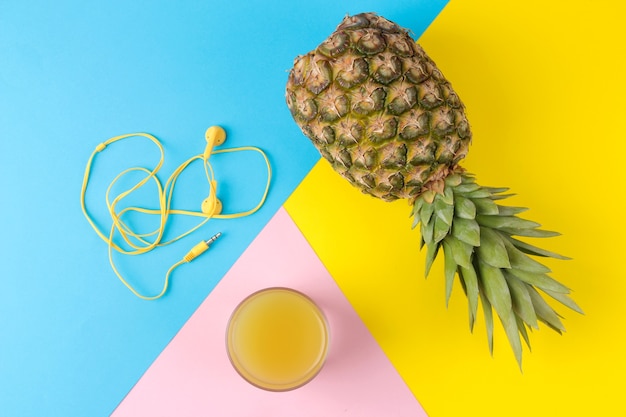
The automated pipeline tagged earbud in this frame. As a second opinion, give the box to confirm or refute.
[201,179,222,216]
[203,126,226,161]
[201,196,223,215]
[206,126,226,146]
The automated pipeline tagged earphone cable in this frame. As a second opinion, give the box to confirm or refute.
[80,129,271,300]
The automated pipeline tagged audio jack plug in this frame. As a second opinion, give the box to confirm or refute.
[183,232,222,263]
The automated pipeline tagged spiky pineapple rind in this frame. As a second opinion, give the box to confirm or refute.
[285,12,472,202]
[411,173,582,366]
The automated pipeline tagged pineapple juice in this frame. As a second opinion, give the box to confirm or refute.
[226,287,329,391]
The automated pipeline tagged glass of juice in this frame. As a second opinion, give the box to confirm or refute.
[226,287,330,391]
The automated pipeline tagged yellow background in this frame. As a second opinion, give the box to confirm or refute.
[285,0,626,415]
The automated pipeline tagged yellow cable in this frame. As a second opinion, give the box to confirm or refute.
[80,129,272,300]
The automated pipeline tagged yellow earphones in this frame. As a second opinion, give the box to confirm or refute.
[80,126,272,300]
[201,126,226,216]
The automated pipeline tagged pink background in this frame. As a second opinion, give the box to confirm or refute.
[112,208,427,416]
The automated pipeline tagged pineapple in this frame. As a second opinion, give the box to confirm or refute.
[285,12,582,366]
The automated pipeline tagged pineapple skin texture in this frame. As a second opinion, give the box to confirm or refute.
[286,12,472,202]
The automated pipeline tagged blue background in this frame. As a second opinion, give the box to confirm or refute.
[0,1,447,415]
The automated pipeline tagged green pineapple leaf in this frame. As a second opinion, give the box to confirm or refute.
[477,227,511,269]
[526,285,566,333]
[442,240,458,307]
[478,285,495,355]
[542,288,584,314]
[445,174,463,187]
[489,193,516,200]
[420,198,435,225]
[499,309,523,368]
[516,315,532,350]
[497,205,529,216]
[454,182,481,194]
[500,227,561,238]
[502,238,552,274]
[433,215,451,243]
[477,260,512,315]
[454,195,476,219]
[483,186,510,194]
[441,185,454,205]
[478,260,523,367]
[434,197,454,226]
[463,188,492,199]
[459,264,479,331]
[472,197,499,215]
[451,217,480,247]
[505,235,571,260]
[476,214,541,230]
[424,241,440,278]
[443,235,472,269]
[421,214,435,245]
[508,268,570,294]
[504,270,539,329]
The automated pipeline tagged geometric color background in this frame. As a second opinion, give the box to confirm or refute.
[2,0,626,416]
